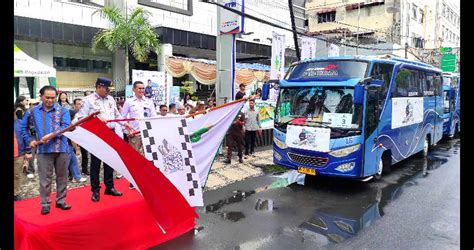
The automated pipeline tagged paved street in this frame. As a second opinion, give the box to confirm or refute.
[153,138,460,249]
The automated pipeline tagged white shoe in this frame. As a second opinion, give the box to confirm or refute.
[79,177,87,183]
[27,173,34,179]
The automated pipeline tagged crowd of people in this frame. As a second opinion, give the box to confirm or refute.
[13,79,263,214]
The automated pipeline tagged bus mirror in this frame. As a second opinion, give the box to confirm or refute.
[369,79,384,86]
[354,85,365,105]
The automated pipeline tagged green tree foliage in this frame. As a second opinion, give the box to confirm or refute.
[92,6,160,91]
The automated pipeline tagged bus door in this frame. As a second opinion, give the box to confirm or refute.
[363,86,383,177]
[434,73,444,143]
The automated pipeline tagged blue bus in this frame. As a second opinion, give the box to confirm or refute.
[273,56,444,181]
[442,72,460,138]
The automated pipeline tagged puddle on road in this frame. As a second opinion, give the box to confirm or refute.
[298,139,458,245]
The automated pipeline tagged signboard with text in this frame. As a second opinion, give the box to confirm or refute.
[219,0,245,34]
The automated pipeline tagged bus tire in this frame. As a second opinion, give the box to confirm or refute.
[374,154,390,181]
[417,136,430,158]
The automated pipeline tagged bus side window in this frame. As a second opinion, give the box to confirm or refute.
[434,73,442,96]
[393,68,411,97]
[425,73,435,96]
[370,63,394,105]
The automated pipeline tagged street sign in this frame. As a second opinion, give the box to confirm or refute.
[440,47,452,53]
[441,53,456,72]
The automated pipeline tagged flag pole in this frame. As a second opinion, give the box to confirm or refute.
[186,95,257,119]
[36,111,101,145]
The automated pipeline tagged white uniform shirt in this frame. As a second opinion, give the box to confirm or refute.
[121,94,157,132]
[76,93,123,129]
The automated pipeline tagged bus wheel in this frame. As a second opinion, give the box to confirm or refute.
[374,158,384,181]
[417,137,429,158]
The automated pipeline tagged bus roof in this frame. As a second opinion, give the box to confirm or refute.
[295,55,442,73]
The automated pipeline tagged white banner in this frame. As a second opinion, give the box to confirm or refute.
[219,0,245,34]
[132,70,167,107]
[140,117,203,207]
[271,32,286,80]
[301,37,317,60]
[328,43,340,57]
[286,125,331,152]
[391,97,424,129]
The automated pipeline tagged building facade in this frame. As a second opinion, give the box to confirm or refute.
[14,0,303,99]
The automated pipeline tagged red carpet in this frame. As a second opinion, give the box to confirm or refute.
[14,179,195,250]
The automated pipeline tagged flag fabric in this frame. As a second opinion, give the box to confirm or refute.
[64,117,197,232]
[187,100,246,186]
[139,116,203,207]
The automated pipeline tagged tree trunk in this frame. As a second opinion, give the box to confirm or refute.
[124,45,129,91]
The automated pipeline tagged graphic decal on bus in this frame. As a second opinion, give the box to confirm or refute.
[392,97,424,129]
[286,125,331,152]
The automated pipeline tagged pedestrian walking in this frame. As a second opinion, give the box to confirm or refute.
[243,99,262,157]
[224,113,245,164]
[76,77,133,202]
[20,86,72,215]
[14,112,32,201]
[24,98,40,179]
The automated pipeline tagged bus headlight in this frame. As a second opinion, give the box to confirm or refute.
[335,162,355,172]
[274,151,283,161]
[329,144,361,157]
[273,137,287,149]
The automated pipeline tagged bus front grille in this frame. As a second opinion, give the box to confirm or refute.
[287,152,328,167]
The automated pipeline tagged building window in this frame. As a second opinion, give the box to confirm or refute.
[138,0,193,16]
[317,11,336,23]
[53,57,111,73]
[442,3,446,16]
[412,4,417,20]
[419,9,424,23]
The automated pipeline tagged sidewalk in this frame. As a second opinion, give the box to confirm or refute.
[19,148,275,199]
[204,147,274,191]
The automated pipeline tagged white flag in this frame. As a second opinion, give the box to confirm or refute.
[328,43,340,57]
[139,116,203,207]
[187,100,245,186]
[301,37,317,60]
[271,32,286,80]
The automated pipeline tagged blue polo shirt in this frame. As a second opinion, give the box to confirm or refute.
[21,103,70,154]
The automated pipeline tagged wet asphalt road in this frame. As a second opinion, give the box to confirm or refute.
[154,138,460,249]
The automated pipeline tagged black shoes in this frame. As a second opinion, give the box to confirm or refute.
[92,192,100,202]
[104,188,123,196]
[41,206,50,215]
[239,158,244,163]
[224,159,231,164]
[14,195,23,201]
[129,183,135,189]
[56,203,72,210]
[82,170,90,176]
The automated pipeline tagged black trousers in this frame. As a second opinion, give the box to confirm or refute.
[245,130,257,155]
[80,146,89,173]
[90,153,114,193]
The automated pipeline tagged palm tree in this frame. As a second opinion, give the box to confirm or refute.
[92,6,160,92]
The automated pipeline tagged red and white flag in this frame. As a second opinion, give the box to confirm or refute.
[64,117,197,232]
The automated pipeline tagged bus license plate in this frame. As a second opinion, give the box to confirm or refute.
[298,167,316,176]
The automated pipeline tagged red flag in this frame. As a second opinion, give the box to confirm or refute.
[64,117,197,232]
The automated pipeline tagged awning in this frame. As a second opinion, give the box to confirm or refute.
[165,56,271,85]
[14,44,56,78]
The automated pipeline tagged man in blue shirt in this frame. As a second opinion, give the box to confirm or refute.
[21,86,72,215]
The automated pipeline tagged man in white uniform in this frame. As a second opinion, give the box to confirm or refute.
[121,81,157,189]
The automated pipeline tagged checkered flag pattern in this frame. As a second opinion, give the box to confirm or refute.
[139,117,203,207]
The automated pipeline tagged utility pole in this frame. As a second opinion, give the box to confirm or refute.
[288,0,300,61]
[356,2,360,55]
[405,42,408,58]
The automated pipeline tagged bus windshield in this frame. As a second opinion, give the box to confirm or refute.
[275,86,362,137]
[285,60,368,80]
